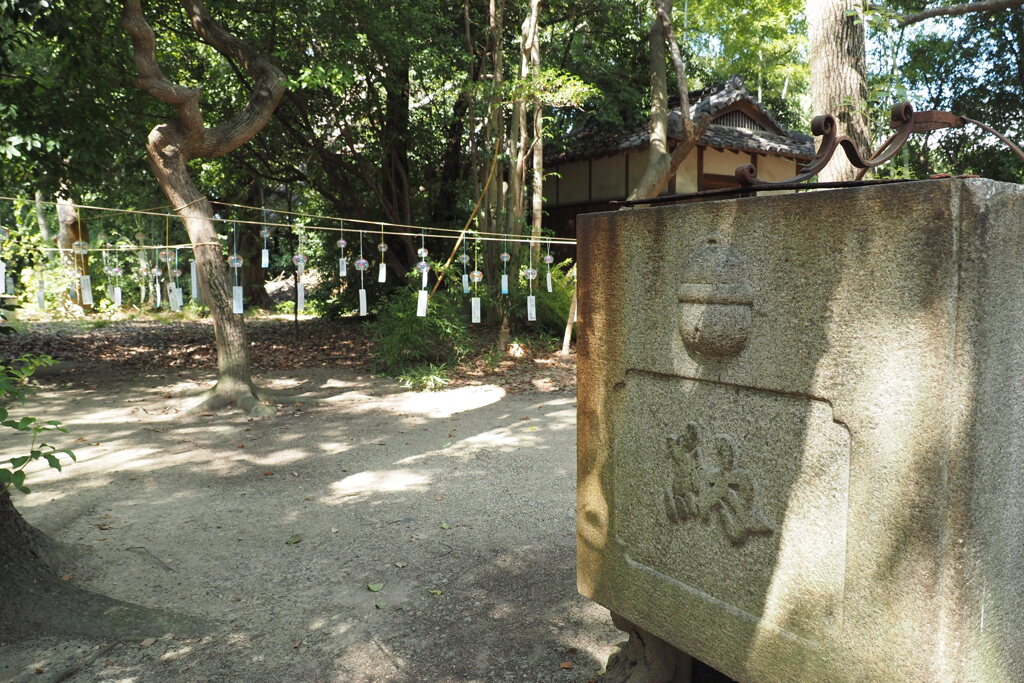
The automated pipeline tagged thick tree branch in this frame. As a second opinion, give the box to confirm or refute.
[897,0,1024,26]
[179,0,286,158]
[121,1,205,150]
[655,0,689,116]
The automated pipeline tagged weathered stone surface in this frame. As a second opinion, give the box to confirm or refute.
[576,179,1024,682]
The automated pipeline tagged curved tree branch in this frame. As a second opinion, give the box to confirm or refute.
[121,1,205,150]
[179,0,286,158]
[122,0,285,161]
[897,0,1024,26]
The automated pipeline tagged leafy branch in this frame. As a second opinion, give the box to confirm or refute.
[0,354,76,495]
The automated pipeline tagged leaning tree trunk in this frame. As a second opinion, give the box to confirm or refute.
[122,0,284,414]
[808,0,871,182]
[145,129,267,413]
[627,0,701,201]
[0,489,209,640]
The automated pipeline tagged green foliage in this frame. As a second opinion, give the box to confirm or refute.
[0,354,75,495]
[397,363,451,391]
[369,286,470,375]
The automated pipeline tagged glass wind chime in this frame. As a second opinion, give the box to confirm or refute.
[469,236,483,324]
[229,221,244,314]
[499,235,510,295]
[72,238,93,306]
[377,224,388,283]
[543,241,554,293]
[101,237,123,308]
[459,240,470,294]
[415,230,430,317]
[355,232,369,316]
[337,222,348,278]
[524,243,538,322]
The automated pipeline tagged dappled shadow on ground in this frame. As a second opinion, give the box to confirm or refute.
[3,364,616,682]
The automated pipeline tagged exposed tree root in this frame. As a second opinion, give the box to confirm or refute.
[186,379,275,416]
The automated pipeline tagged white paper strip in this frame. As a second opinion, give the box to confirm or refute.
[526,295,536,322]
[5,276,13,295]
[190,261,199,301]
[80,275,93,305]
[501,273,508,295]
[107,284,114,300]
[0,261,6,294]
[420,270,427,288]
[169,286,181,311]
[416,289,428,317]
[358,288,367,316]
[36,278,45,309]
[113,286,122,307]
[378,263,387,283]
[297,283,305,312]
[155,282,162,307]
[471,297,481,324]
[232,285,243,314]
[546,272,553,293]
[339,257,347,277]
[462,273,470,294]
[176,287,184,308]
[261,248,269,268]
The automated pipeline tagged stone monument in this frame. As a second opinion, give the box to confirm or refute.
[576,178,1024,682]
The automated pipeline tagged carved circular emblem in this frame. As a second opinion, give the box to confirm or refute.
[677,235,753,359]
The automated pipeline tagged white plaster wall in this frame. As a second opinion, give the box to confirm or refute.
[592,155,627,201]
[558,160,590,205]
[627,148,650,195]
[675,153,699,193]
[757,155,798,182]
[703,147,749,176]
[544,169,559,206]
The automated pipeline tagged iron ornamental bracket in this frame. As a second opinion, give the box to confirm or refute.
[735,101,1024,187]
[614,102,1024,207]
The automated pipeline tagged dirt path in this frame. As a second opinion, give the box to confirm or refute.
[0,362,620,682]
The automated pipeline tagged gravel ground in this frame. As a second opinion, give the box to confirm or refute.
[1,361,621,682]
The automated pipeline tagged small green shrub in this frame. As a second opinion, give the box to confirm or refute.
[370,288,470,373]
[397,363,452,391]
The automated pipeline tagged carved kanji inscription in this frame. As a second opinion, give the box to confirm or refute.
[665,421,773,544]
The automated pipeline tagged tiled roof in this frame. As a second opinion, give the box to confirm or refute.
[547,76,814,164]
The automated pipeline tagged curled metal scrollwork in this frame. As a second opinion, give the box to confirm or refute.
[735,102,1024,187]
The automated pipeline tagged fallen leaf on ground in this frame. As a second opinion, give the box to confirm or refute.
[61,574,73,582]
[440,522,450,529]
[394,562,407,568]
[367,582,385,592]
[375,602,387,609]
[285,534,302,545]
[427,589,443,595]
[140,637,156,647]
[263,471,274,476]
[560,660,574,670]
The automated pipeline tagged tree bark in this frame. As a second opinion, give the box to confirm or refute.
[807,0,870,182]
[627,0,701,201]
[527,0,544,260]
[122,0,283,414]
[34,190,52,242]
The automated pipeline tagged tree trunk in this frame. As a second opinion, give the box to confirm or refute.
[56,196,91,312]
[626,0,700,201]
[807,0,870,182]
[145,127,271,414]
[34,190,52,242]
[0,490,209,640]
[528,0,543,260]
[123,0,284,414]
